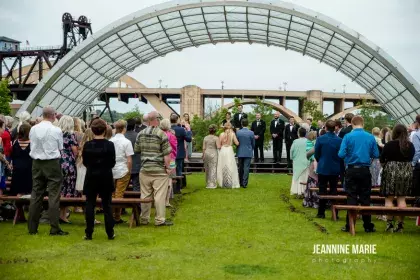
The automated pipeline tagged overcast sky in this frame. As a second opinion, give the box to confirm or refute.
[1,0,419,115]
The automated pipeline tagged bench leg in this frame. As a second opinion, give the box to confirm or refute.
[331,205,337,221]
[129,205,140,228]
[348,210,356,236]
[13,206,20,226]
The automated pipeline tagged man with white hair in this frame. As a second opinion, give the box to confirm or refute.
[135,111,173,226]
[28,106,68,236]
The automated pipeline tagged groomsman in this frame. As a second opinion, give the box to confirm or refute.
[270,111,285,163]
[306,118,317,132]
[236,118,255,188]
[284,117,299,168]
[251,113,266,163]
[233,104,248,130]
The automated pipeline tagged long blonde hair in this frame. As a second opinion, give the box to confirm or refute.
[222,122,234,144]
[77,128,94,165]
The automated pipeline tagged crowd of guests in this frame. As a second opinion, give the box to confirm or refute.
[290,112,420,233]
[0,106,196,239]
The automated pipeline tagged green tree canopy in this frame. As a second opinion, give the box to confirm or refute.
[0,80,12,116]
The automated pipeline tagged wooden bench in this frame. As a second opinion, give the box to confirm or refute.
[334,205,420,235]
[318,195,417,221]
[0,196,153,228]
[309,187,380,194]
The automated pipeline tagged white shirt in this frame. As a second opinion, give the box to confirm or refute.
[110,133,134,179]
[410,130,418,142]
[290,124,293,132]
[29,121,63,160]
[238,113,242,120]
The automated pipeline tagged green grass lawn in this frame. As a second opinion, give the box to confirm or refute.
[0,173,419,280]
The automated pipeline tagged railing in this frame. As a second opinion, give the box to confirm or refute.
[0,45,62,52]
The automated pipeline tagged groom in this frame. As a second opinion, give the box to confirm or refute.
[236,118,255,188]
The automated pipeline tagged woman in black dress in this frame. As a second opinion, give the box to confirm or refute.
[10,122,32,196]
[82,118,116,240]
[380,124,415,233]
[10,123,32,222]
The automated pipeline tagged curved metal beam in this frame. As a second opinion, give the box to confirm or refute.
[16,0,420,125]
[328,104,381,120]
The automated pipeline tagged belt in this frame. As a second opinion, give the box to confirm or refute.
[347,165,369,169]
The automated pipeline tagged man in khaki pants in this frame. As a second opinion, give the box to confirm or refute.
[135,111,173,226]
[110,120,133,223]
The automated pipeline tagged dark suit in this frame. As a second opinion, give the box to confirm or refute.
[135,124,147,133]
[171,124,192,193]
[236,128,255,187]
[251,119,266,162]
[338,125,353,139]
[285,123,299,167]
[309,125,317,132]
[270,118,285,163]
[233,112,248,129]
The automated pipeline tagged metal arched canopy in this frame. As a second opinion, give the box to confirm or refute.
[18,0,420,124]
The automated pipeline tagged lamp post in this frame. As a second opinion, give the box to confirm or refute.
[159,79,162,88]
[283,82,288,91]
[221,80,224,90]
[342,84,346,93]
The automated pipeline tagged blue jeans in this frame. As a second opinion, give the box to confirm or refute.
[238,157,251,187]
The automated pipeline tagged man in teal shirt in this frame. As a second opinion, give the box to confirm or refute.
[338,116,379,233]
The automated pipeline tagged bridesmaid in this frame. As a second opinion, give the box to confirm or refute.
[202,124,221,189]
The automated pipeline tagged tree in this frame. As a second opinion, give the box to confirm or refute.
[0,80,12,115]
[123,104,143,120]
[301,98,327,124]
[356,99,395,132]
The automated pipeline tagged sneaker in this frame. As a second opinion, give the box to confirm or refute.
[84,235,92,240]
[108,234,116,240]
[156,221,173,226]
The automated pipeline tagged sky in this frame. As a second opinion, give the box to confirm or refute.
[1,0,419,115]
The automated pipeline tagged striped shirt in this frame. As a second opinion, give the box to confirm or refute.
[135,126,171,174]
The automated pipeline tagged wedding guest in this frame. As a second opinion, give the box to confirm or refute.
[222,112,233,129]
[82,118,116,240]
[233,104,247,130]
[135,115,147,133]
[135,111,173,226]
[10,123,32,196]
[28,106,67,236]
[105,125,113,140]
[409,122,418,142]
[1,116,12,186]
[381,124,415,233]
[160,118,177,206]
[290,128,309,196]
[0,119,11,198]
[317,120,325,136]
[11,111,31,141]
[338,113,354,138]
[370,127,384,187]
[315,120,342,218]
[75,129,94,194]
[73,117,84,145]
[306,118,317,132]
[270,111,285,164]
[334,120,343,136]
[171,114,192,194]
[237,118,255,188]
[285,117,299,168]
[183,113,193,160]
[202,124,220,189]
[303,131,319,208]
[110,120,134,224]
[381,127,390,145]
[412,115,420,198]
[251,113,266,163]
[58,116,79,224]
[125,119,141,192]
[339,116,379,233]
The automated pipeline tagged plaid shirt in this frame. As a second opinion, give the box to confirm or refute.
[135,126,171,174]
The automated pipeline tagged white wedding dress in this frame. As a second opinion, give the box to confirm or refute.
[217,131,240,189]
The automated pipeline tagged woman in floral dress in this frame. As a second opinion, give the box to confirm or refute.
[58,116,79,223]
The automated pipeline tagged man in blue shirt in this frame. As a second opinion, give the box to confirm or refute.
[314,120,342,219]
[170,114,192,194]
[412,115,420,196]
[338,116,380,233]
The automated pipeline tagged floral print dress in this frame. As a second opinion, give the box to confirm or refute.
[60,132,78,197]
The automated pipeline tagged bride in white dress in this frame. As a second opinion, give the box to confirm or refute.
[217,122,240,188]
